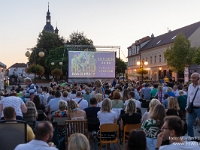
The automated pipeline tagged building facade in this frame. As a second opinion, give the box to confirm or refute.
[127,21,200,81]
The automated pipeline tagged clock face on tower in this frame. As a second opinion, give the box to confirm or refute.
[47,19,50,22]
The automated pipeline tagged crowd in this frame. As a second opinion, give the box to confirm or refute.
[0,73,200,150]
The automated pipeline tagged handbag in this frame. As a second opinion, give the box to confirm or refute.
[188,87,199,113]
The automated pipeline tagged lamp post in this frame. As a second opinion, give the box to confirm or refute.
[51,61,63,83]
[25,48,45,84]
[137,60,148,83]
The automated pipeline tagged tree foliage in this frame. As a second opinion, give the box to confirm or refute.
[137,68,148,74]
[28,31,65,78]
[51,68,63,77]
[193,47,200,64]
[164,33,196,72]
[116,58,127,74]
[26,64,45,76]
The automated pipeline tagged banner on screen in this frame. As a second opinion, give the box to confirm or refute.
[68,51,115,78]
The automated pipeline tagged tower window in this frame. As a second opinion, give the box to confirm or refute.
[47,19,50,22]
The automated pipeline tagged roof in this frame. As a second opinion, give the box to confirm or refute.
[127,36,150,49]
[0,62,6,68]
[140,21,200,51]
[9,63,27,68]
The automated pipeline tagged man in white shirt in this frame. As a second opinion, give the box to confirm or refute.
[186,72,200,137]
[156,116,199,150]
[15,121,57,150]
[73,91,88,110]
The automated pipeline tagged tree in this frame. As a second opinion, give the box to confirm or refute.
[193,47,200,64]
[51,68,63,77]
[26,64,45,76]
[116,58,127,75]
[164,33,196,72]
[45,32,96,77]
[28,31,65,78]
[26,64,45,83]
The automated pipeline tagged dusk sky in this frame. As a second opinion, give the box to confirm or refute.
[1,0,200,68]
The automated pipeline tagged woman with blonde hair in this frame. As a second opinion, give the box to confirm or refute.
[94,79,104,95]
[95,93,103,107]
[141,99,160,122]
[166,97,183,119]
[67,100,86,120]
[68,133,90,150]
[25,101,38,117]
[120,100,141,131]
[97,98,117,125]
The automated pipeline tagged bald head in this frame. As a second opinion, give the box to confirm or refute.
[191,72,200,85]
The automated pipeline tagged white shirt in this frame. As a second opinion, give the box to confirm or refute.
[187,84,200,108]
[173,89,180,97]
[0,96,25,117]
[97,110,117,126]
[14,139,58,150]
[73,97,88,110]
[97,101,103,108]
[124,99,141,109]
[159,141,200,150]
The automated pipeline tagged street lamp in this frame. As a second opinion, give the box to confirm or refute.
[25,48,45,64]
[25,48,45,84]
[137,60,148,83]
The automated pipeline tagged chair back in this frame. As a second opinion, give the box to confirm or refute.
[87,116,100,132]
[124,123,141,132]
[37,110,45,121]
[53,117,68,126]
[65,120,88,142]
[123,123,142,145]
[0,120,27,150]
[100,123,118,133]
[23,107,36,129]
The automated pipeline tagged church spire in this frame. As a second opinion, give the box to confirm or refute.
[55,22,59,34]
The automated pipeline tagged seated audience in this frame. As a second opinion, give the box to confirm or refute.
[142,99,160,122]
[156,116,199,150]
[52,100,67,118]
[68,133,90,150]
[48,91,61,113]
[4,106,34,142]
[162,94,168,109]
[61,91,70,103]
[127,130,146,150]
[83,87,92,107]
[0,92,27,120]
[125,91,141,109]
[95,93,103,108]
[97,98,117,125]
[67,100,86,120]
[84,98,100,132]
[73,91,88,110]
[15,121,57,150]
[141,104,166,150]
[120,100,141,131]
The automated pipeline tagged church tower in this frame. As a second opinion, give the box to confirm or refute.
[43,3,54,33]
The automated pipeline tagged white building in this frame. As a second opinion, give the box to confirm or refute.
[127,21,200,81]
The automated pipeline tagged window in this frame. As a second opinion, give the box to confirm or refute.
[157,40,161,44]
[154,56,156,63]
[159,55,161,62]
[146,57,148,62]
[172,35,176,40]
[150,56,152,64]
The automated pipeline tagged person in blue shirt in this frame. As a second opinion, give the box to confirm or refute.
[141,84,151,100]
[166,87,175,97]
[162,94,169,109]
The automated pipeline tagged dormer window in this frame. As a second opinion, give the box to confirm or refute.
[157,40,161,44]
[172,35,176,40]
